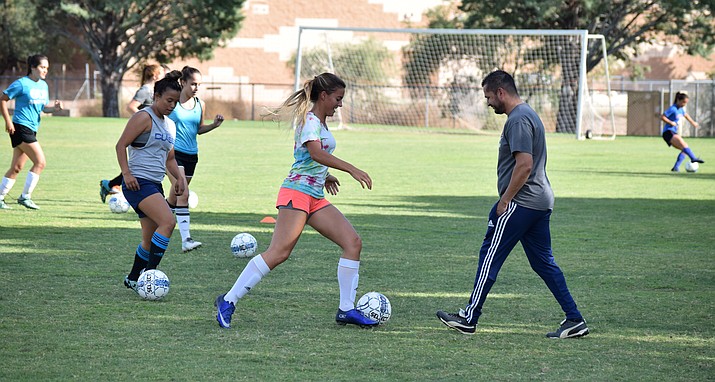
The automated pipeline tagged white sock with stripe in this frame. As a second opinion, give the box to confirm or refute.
[225,255,270,304]
[337,258,360,311]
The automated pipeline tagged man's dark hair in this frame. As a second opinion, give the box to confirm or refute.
[481,70,519,96]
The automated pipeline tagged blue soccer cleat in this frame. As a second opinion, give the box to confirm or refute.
[215,294,235,329]
[100,180,111,203]
[335,308,379,327]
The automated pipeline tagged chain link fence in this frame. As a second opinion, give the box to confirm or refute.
[2,74,713,137]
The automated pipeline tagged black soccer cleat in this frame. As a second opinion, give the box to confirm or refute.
[436,309,476,335]
[546,318,589,339]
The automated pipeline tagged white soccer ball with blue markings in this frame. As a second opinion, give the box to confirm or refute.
[137,269,170,300]
[231,233,258,258]
[685,162,699,173]
[357,291,391,324]
[108,193,130,213]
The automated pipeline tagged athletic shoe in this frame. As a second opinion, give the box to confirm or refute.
[182,238,202,252]
[546,318,589,339]
[335,308,379,327]
[691,158,705,164]
[17,196,39,210]
[124,275,138,293]
[671,167,680,172]
[436,309,476,335]
[215,294,235,329]
[99,180,111,203]
[0,199,11,209]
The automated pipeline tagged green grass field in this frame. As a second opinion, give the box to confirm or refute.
[1,117,713,381]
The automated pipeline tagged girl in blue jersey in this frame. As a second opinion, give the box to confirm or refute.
[0,55,62,210]
[166,66,224,253]
[661,92,704,172]
[116,71,187,293]
[214,73,378,329]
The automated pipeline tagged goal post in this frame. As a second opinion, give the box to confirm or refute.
[294,26,615,138]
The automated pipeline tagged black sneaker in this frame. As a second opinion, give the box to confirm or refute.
[436,309,476,335]
[546,318,589,339]
[691,158,705,164]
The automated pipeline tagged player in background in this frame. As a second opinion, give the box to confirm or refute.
[166,66,224,252]
[436,70,589,339]
[660,92,704,172]
[214,72,379,329]
[100,64,165,202]
[117,70,186,293]
[0,54,63,210]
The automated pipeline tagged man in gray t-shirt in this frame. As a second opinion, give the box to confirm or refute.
[437,70,589,339]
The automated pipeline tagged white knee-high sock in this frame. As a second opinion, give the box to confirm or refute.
[175,206,190,241]
[337,258,360,311]
[21,171,40,198]
[225,255,270,304]
[0,177,16,199]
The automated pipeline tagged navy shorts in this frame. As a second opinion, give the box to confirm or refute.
[174,150,198,178]
[9,123,38,148]
[122,178,165,218]
[662,130,675,147]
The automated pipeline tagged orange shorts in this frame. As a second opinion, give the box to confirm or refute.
[276,187,331,215]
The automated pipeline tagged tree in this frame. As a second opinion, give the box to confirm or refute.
[36,0,245,117]
[0,0,43,74]
[457,0,715,132]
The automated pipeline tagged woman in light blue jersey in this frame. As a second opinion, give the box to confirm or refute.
[166,66,224,253]
[214,73,379,329]
[0,54,62,210]
[116,70,187,295]
[660,92,704,172]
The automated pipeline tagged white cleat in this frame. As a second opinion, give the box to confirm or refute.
[182,238,202,252]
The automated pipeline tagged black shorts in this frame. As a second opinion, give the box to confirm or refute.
[662,130,675,147]
[10,123,37,148]
[174,150,199,178]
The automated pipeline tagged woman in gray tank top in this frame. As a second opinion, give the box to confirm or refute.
[115,70,187,295]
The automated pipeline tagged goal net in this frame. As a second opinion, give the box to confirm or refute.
[293,27,615,139]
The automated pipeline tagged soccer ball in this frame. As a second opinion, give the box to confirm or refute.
[685,162,699,173]
[231,233,258,258]
[108,193,130,213]
[356,291,391,324]
[136,269,170,300]
[188,190,198,209]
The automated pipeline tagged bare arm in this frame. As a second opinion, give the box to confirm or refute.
[684,113,699,129]
[126,100,141,114]
[660,114,677,127]
[43,100,63,114]
[115,112,152,191]
[165,150,186,196]
[1,93,12,133]
[197,99,224,134]
[497,151,533,216]
[305,140,372,190]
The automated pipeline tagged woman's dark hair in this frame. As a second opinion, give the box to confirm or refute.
[674,92,689,104]
[181,66,201,82]
[154,70,182,96]
[27,54,48,76]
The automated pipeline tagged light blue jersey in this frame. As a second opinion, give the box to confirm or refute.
[3,76,49,131]
[281,112,336,198]
[168,97,202,154]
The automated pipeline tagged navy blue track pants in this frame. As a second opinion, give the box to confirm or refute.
[464,201,582,324]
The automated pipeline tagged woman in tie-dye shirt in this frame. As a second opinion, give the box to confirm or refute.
[215,73,379,329]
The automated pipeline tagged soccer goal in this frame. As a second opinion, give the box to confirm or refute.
[293,27,615,139]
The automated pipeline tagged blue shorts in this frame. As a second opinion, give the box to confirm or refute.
[122,178,165,218]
